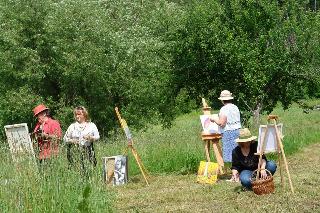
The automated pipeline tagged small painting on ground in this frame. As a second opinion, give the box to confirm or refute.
[197,161,219,184]
[102,155,128,186]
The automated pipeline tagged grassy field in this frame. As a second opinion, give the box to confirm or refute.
[102,101,320,175]
[113,143,320,212]
[0,101,319,212]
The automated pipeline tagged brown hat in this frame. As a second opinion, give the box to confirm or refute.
[218,90,234,100]
[33,104,49,117]
[236,128,257,143]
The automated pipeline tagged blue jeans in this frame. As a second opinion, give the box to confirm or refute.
[239,161,277,189]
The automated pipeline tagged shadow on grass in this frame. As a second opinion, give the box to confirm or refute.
[233,185,252,193]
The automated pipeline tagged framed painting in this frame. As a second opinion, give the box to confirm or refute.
[4,123,35,163]
[102,155,128,186]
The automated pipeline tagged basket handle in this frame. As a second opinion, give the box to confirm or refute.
[251,169,272,180]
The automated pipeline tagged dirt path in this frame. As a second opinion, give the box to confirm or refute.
[113,143,320,212]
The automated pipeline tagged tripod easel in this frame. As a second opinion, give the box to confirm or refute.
[257,115,294,193]
[200,98,225,175]
[115,107,150,186]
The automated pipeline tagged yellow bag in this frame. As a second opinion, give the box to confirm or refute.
[197,161,219,184]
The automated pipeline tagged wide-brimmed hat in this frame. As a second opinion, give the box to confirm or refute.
[218,90,234,100]
[236,128,257,143]
[33,104,49,117]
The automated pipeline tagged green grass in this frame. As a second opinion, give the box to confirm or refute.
[98,110,205,176]
[0,149,115,212]
[99,101,320,175]
[270,104,320,155]
[112,143,320,212]
[0,100,319,212]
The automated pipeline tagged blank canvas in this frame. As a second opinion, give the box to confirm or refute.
[257,123,284,154]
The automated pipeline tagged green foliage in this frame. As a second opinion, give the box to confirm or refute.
[0,0,177,134]
[174,88,197,115]
[0,87,43,135]
[0,0,319,136]
[169,0,320,123]
[77,184,92,213]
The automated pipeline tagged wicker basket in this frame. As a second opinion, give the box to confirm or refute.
[251,169,275,195]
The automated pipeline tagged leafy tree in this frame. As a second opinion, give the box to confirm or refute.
[0,0,178,136]
[0,0,319,138]
[169,0,320,126]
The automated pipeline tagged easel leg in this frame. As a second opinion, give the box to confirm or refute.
[278,143,294,193]
[130,146,150,186]
[257,128,268,179]
[205,141,211,162]
[274,122,294,193]
[212,141,224,175]
[278,151,284,188]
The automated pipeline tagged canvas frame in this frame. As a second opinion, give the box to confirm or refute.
[200,114,221,134]
[4,123,36,163]
[257,123,284,154]
[102,155,128,186]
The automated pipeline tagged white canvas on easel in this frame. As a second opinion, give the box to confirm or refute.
[200,114,221,134]
[257,116,294,193]
[4,123,36,163]
[257,123,284,154]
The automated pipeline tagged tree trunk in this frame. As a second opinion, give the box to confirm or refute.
[252,102,262,129]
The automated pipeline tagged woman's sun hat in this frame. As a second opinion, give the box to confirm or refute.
[236,128,257,143]
[218,90,234,100]
[33,104,49,117]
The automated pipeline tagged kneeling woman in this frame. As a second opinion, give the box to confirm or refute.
[231,128,277,189]
[64,106,100,171]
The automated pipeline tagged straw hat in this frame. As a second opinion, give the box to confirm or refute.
[218,90,234,100]
[33,104,49,117]
[236,128,257,143]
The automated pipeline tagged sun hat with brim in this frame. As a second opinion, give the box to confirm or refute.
[218,90,234,100]
[236,128,257,143]
[33,104,49,117]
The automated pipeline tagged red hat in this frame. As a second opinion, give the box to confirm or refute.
[33,104,49,117]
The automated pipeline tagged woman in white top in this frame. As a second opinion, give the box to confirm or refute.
[210,90,241,163]
[64,106,100,169]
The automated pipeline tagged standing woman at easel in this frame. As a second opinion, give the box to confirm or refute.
[210,90,241,163]
[64,106,100,172]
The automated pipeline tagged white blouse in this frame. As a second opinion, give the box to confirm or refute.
[64,122,100,146]
[219,103,241,131]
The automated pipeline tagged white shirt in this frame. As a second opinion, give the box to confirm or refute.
[64,122,100,146]
[219,103,241,131]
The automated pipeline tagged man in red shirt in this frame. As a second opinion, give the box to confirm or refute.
[33,104,62,162]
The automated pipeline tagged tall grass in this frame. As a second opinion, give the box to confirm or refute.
[98,101,320,176]
[270,102,320,155]
[0,101,319,211]
[0,148,115,212]
[98,110,204,176]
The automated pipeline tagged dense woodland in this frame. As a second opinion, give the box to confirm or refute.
[0,0,319,136]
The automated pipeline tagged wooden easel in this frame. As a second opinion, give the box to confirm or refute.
[257,115,294,193]
[201,98,225,175]
[115,107,150,186]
